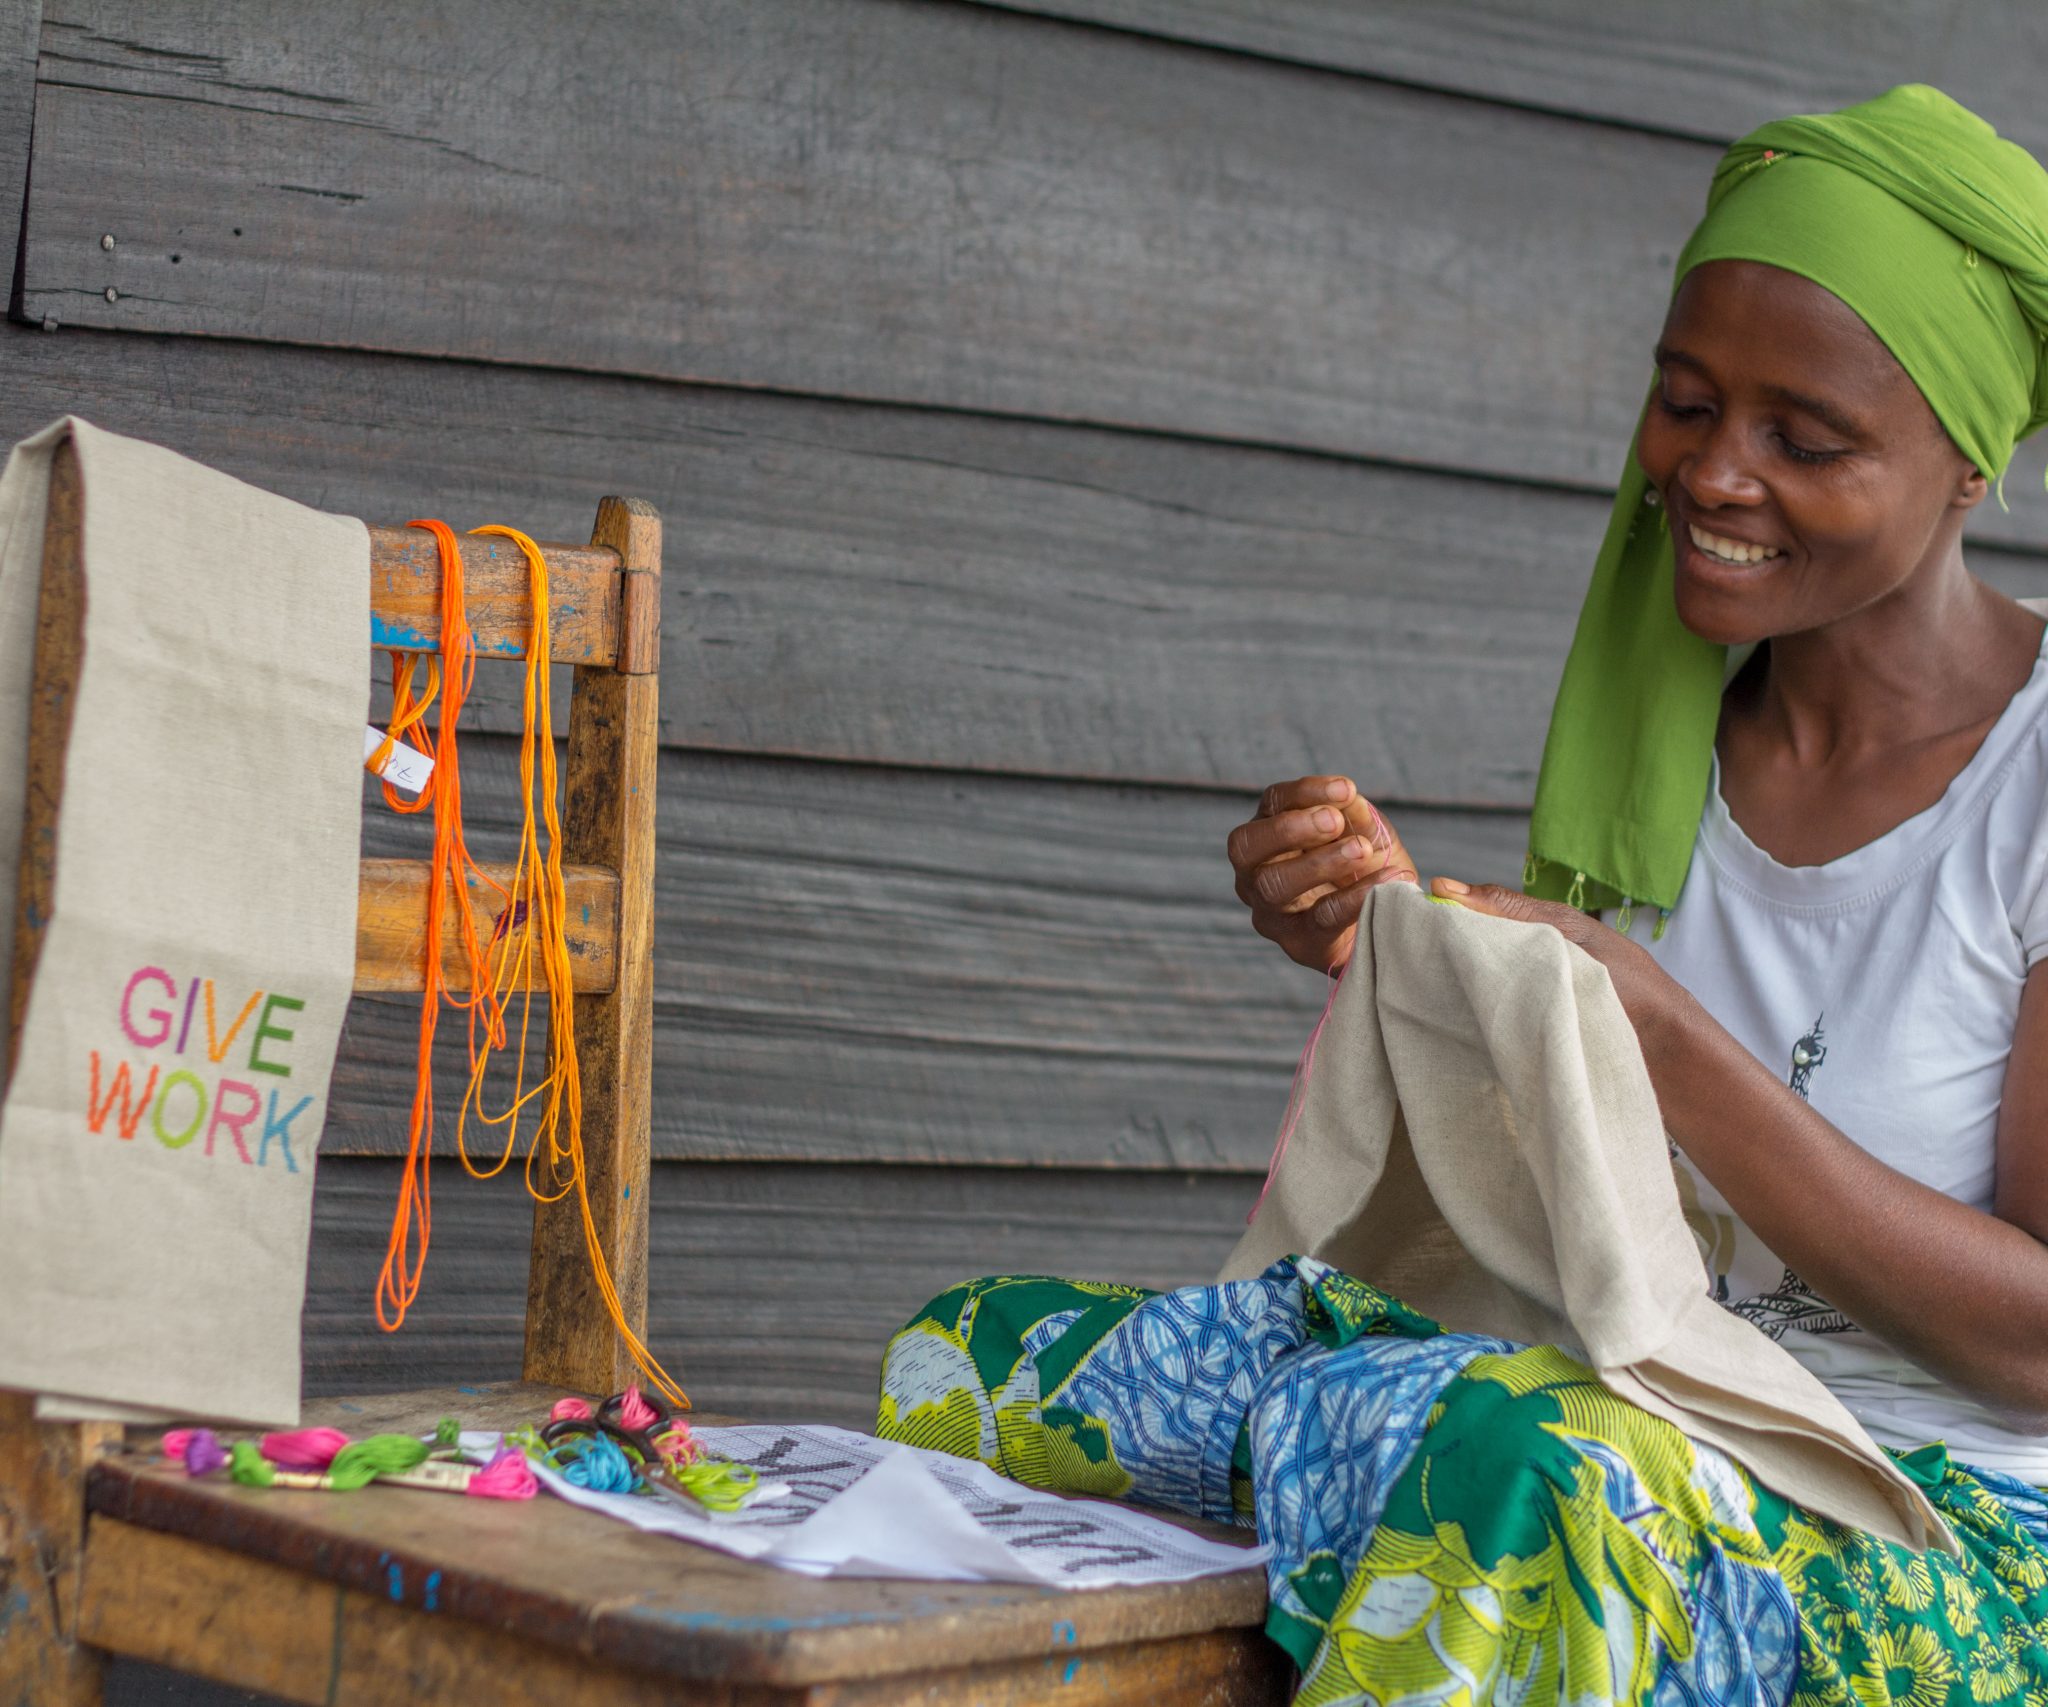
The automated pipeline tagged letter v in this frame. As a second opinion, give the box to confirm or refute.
[205,982,264,1066]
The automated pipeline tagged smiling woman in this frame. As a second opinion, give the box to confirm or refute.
[897,82,2048,1707]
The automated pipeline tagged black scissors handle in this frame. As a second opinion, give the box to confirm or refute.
[595,1389,687,1461]
[539,1414,651,1464]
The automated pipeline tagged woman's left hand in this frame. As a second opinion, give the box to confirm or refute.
[1429,878,1693,1063]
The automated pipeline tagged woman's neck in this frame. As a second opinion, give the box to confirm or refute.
[1717,563,2044,867]
[1749,569,2027,762]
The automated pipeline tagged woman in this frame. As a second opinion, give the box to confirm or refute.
[881,87,2048,1707]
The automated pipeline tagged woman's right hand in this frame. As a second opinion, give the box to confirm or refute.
[1226,776,1419,971]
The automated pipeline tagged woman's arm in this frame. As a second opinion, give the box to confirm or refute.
[1442,878,2048,1430]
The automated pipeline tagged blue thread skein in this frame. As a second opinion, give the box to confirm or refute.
[558,1434,638,1494]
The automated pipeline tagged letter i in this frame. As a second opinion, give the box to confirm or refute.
[175,977,200,1056]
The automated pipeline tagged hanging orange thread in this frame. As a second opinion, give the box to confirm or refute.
[370,520,686,1409]
[461,524,686,1410]
[374,520,505,1335]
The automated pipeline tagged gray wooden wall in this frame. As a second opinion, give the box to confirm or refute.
[10,0,2048,1511]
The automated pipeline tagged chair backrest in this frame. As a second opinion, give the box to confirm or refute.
[8,438,664,1391]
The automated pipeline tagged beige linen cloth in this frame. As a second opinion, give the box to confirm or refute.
[0,418,365,1427]
[1224,880,1955,1555]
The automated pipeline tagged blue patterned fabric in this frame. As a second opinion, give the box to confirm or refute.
[880,1257,2048,1706]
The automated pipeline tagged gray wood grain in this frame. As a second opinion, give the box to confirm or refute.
[332,744,1531,1171]
[304,1157,1256,1428]
[33,4,2048,535]
[0,318,1590,802]
[962,2,2048,160]
[0,0,37,306]
[7,315,1603,800]
[11,324,2048,799]
[23,0,1711,489]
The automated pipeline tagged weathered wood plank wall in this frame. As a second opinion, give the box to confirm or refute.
[961,2,2048,157]
[9,16,2048,1703]
[0,0,36,297]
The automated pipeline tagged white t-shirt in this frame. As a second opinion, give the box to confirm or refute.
[1625,622,2048,1480]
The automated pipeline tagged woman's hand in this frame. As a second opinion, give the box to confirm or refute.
[1429,879,1694,1065]
[1228,776,1419,972]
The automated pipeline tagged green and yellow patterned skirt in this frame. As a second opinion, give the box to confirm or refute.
[877,1257,2048,1707]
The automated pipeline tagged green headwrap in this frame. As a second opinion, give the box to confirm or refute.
[1526,85,2048,922]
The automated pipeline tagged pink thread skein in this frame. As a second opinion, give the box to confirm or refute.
[260,1428,351,1470]
[616,1386,660,1432]
[467,1447,539,1500]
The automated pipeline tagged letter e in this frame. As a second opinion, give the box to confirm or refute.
[247,994,305,1078]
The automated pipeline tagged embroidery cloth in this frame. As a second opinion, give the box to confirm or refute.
[0,418,365,1425]
[1225,880,1946,1552]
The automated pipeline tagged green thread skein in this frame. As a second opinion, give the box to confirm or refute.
[326,1433,432,1489]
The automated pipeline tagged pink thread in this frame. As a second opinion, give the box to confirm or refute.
[549,1396,594,1422]
[616,1386,659,1432]
[182,1429,227,1477]
[1247,962,1347,1225]
[652,1421,700,1466]
[260,1427,350,1470]
[160,1428,196,1461]
[467,1447,538,1500]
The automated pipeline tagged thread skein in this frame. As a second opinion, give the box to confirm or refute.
[375,517,499,1335]
[460,524,687,1410]
[616,1386,659,1432]
[162,1427,229,1476]
[557,1433,638,1494]
[259,1428,350,1470]
[326,1434,433,1490]
[670,1459,760,1512]
[468,1447,539,1500]
[368,520,688,1411]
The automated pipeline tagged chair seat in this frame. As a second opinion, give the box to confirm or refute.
[77,1382,1286,1707]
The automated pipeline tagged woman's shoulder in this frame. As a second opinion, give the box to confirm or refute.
[1978,630,2048,961]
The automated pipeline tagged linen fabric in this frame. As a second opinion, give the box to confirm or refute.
[0,417,365,1426]
[1528,84,2048,914]
[877,1260,2048,1707]
[1222,881,1950,1553]
[1627,619,2048,1478]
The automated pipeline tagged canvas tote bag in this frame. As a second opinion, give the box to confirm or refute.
[1225,880,1954,1554]
[0,417,365,1426]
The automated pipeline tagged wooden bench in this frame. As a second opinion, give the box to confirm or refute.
[0,456,1283,1705]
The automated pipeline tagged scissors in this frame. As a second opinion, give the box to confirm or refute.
[539,1389,698,1500]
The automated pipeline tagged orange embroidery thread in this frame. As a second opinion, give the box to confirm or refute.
[371,520,685,1409]
[374,519,503,1335]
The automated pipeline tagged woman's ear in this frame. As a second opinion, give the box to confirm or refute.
[1955,465,1991,511]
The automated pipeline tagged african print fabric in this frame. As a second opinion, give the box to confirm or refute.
[877,1257,2048,1707]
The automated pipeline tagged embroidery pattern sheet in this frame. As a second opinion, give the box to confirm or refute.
[468,1423,1266,1588]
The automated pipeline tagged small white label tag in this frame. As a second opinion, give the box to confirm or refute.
[364,725,435,795]
[379,1460,480,1494]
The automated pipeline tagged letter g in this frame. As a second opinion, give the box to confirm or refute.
[119,967,176,1051]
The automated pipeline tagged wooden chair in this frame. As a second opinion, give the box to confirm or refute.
[0,446,1282,1706]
